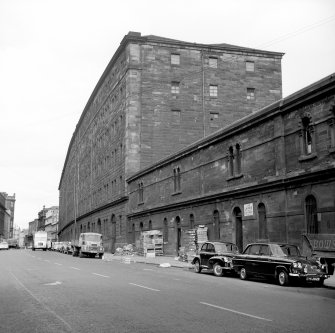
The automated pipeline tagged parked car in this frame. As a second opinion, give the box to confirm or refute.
[0,241,9,250]
[191,241,239,277]
[232,242,329,286]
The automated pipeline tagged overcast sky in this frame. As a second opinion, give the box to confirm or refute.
[1,0,334,230]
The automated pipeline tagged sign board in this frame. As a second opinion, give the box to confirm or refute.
[305,234,335,251]
[244,203,253,217]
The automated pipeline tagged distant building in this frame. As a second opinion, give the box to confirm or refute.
[0,192,15,239]
[19,229,28,248]
[27,219,38,247]
[44,206,59,242]
[58,32,284,252]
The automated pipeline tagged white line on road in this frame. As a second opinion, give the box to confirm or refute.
[200,302,272,322]
[70,267,80,270]
[92,273,109,278]
[54,263,62,266]
[143,268,154,271]
[8,271,72,331]
[129,283,160,291]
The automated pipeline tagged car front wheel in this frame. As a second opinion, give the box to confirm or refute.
[240,267,247,280]
[213,263,224,277]
[194,260,202,273]
[278,270,289,286]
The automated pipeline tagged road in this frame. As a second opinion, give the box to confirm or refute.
[1,250,334,333]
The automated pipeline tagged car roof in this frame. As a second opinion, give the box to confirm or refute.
[245,242,297,247]
[207,241,235,245]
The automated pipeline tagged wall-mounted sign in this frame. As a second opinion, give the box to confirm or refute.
[244,203,253,216]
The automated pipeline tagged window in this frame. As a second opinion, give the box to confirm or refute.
[171,81,180,94]
[210,113,219,127]
[209,85,218,97]
[299,115,316,160]
[302,117,312,154]
[138,182,144,203]
[171,54,180,65]
[209,57,218,68]
[163,218,169,242]
[246,61,255,72]
[228,144,243,179]
[172,109,181,125]
[173,167,181,193]
[247,88,255,100]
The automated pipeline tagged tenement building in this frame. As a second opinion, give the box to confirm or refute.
[58,32,283,252]
[127,74,335,255]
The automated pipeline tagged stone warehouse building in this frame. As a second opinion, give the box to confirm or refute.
[127,74,335,255]
[58,32,283,252]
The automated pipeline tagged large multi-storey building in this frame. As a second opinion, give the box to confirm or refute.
[58,32,283,252]
[44,206,59,243]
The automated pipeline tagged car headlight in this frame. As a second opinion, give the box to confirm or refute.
[293,262,303,269]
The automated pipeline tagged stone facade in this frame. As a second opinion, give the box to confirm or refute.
[58,32,283,252]
[127,74,335,255]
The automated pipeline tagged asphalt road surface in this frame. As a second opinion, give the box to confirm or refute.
[1,250,334,333]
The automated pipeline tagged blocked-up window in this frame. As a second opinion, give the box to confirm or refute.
[246,61,255,72]
[171,81,180,94]
[209,57,218,68]
[171,54,180,65]
[210,112,219,127]
[209,85,218,97]
[247,88,255,100]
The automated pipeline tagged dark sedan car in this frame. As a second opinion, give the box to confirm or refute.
[232,242,329,286]
[191,241,239,277]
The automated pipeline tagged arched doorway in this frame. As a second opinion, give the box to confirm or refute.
[258,203,268,240]
[175,216,181,255]
[111,214,116,253]
[189,214,195,229]
[305,195,318,233]
[97,219,102,234]
[132,223,135,244]
[213,210,220,240]
[233,207,243,252]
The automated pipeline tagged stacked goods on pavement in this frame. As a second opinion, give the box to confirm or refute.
[179,229,197,262]
[138,230,163,257]
[196,225,208,249]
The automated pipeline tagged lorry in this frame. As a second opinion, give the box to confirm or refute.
[302,233,335,275]
[32,231,48,251]
[72,232,104,259]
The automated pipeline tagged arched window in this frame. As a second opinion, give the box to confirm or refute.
[305,195,318,234]
[228,146,234,177]
[258,203,268,240]
[213,210,220,240]
[235,144,241,175]
[97,219,102,234]
[149,220,152,230]
[139,222,144,233]
[302,117,313,155]
[163,218,169,242]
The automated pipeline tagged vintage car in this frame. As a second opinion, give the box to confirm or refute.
[191,241,239,277]
[232,242,329,286]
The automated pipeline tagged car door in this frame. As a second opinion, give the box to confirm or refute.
[246,244,261,274]
[202,243,215,268]
[256,244,271,276]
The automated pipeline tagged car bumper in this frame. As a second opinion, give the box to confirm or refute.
[289,273,329,281]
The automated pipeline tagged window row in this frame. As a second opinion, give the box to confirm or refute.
[170,53,255,73]
[171,81,255,100]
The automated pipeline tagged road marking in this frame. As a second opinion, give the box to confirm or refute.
[70,266,80,270]
[54,263,62,266]
[129,283,160,292]
[9,271,72,331]
[143,268,154,271]
[44,281,62,286]
[92,273,109,278]
[200,302,272,322]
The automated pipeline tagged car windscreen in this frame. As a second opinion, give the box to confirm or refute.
[215,243,237,253]
[83,234,101,242]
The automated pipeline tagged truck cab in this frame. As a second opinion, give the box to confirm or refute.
[72,233,104,259]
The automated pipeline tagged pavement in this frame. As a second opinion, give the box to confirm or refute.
[102,252,335,288]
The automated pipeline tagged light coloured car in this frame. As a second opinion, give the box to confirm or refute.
[0,241,9,250]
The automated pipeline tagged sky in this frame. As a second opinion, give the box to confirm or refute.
[1,0,334,230]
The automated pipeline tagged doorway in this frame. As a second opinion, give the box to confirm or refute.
[234,207,243,252]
